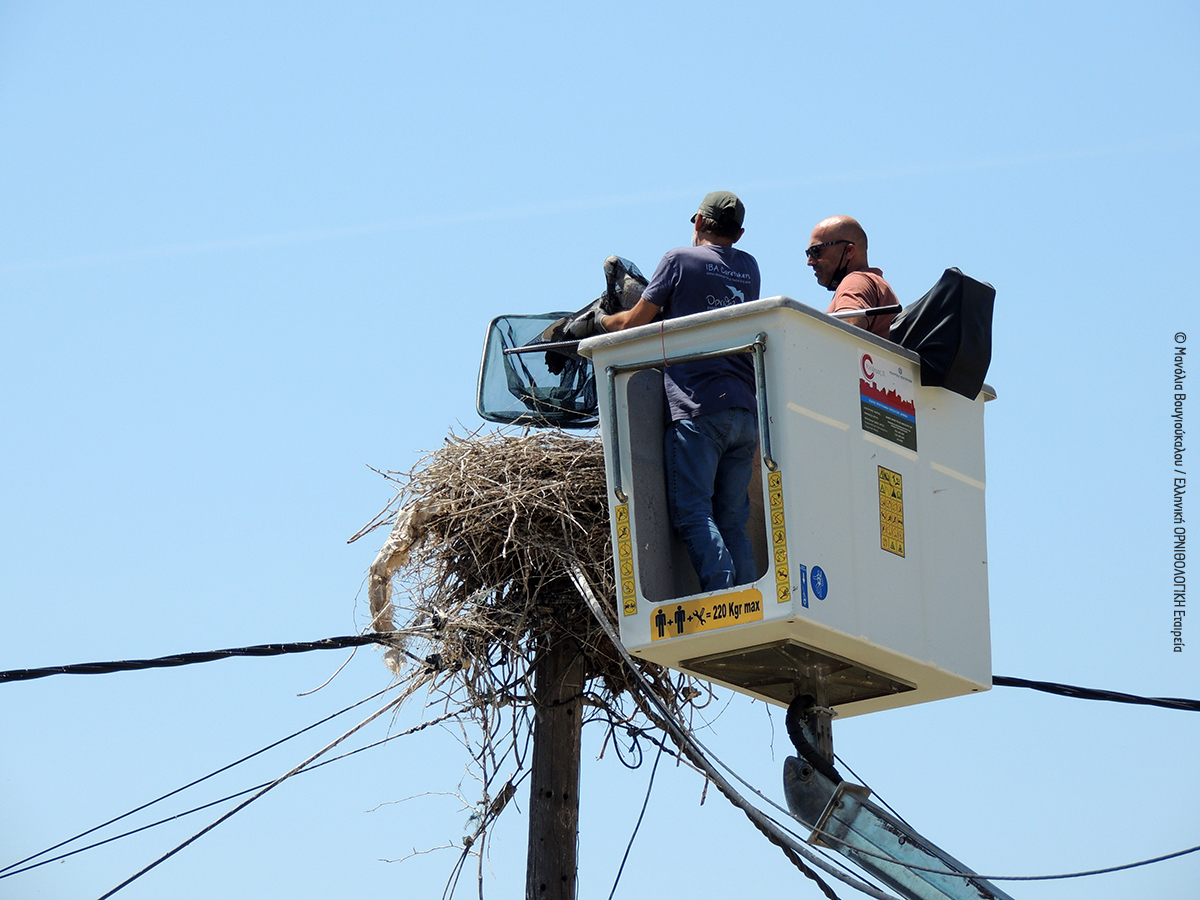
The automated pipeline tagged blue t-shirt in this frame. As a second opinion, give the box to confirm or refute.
[642,244,761,421]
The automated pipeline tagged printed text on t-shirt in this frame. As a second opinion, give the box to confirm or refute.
[705,262,754,283]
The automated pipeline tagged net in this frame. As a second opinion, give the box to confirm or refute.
[476,313,598,428]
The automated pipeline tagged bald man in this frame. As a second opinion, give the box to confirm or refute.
[806,216,898,339]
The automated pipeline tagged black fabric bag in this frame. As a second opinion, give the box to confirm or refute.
[888,267,996,399]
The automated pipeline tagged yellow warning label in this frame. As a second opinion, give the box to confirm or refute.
[768,470,791,603]
[615,504,637,615]
[878,467,905,558]
[650,588,764,641]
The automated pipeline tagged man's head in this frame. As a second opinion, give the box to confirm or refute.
[806,215,869,290]
[691,191,745,245]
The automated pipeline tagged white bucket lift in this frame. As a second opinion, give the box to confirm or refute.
[577,297,995,718]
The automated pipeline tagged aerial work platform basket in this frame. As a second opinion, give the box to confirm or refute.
[577,297,995,718]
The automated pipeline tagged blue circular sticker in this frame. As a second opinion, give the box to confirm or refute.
[811,566,828,601]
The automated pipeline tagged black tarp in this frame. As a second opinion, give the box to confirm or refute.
[889,267,996,399]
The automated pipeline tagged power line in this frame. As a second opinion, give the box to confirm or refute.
[607,740,664,900]
[0,631,421,683]
[668,681,1200,886]
[796,824,1200,883]
[684,680,1200,887]
[1,684,398,878]
[6,624,1199,892]
[569,564,1200,896]
[95,690,412,899]
[567,565,898,900]
[5,784,263,879]
[3,706,465,881]
[980,844,1200,882]
[662,672,1200,888]
[7,638,1200,718]
[993,675,1200,711]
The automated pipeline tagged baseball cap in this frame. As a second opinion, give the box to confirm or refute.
[690,191,745,231]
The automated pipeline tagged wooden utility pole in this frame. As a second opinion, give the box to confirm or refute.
[525,633,585,900]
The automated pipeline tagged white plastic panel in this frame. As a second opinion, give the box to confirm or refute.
[578,297,993,718]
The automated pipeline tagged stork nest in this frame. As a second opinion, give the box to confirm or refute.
[352,429,709,740]
[350,429,837,900]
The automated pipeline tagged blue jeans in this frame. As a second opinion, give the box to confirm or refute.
[664,407,759,592]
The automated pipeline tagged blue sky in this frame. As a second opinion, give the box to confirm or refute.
[2,2,1198,898]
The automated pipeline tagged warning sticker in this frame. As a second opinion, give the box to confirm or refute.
[650,588,764,641]
[878,467,905,557]
[615,504,637,615]
[860,353,917,451]
[768,470,791,604]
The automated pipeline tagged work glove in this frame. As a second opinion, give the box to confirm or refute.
[561,306,609,340]
[541,306,606,375]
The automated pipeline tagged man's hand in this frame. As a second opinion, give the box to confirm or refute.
[603,298,659,332]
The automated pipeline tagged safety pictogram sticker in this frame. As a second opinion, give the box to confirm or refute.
[615,504,637,615]
[768,470,791,603]
[650,588,764,641]
[811,565,828,600]
[878,467,905,557]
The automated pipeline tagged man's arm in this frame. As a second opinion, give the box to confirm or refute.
[602,297,660,332]
[835,312,870,330]
[826,273,872,331]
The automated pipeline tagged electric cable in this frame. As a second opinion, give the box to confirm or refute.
[778,804,1200,883]
[974,844,1200,882]
[767,728,1200,886]
[5,784,263,879]
[1,683,397,876]
[612,725,644,769]
[831,753,913,831]
[570,563,1200,895]
[0,631,421,683]
[993,675,1200,711]
[606,739,663,900]
[669,683,1200,887]
[95,689,411,899]
[6,624,1198,889]
[645,696,901,895]
[638,680,1200,888]
[567,564,901,900]
[2,707,464,881]
[8,638,1198,715]
[632,666,1200,886]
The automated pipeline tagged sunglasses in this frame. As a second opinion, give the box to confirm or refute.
[805,240,850,261]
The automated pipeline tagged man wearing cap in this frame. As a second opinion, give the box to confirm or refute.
[599,191,762,591]
[806,215,898,339]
